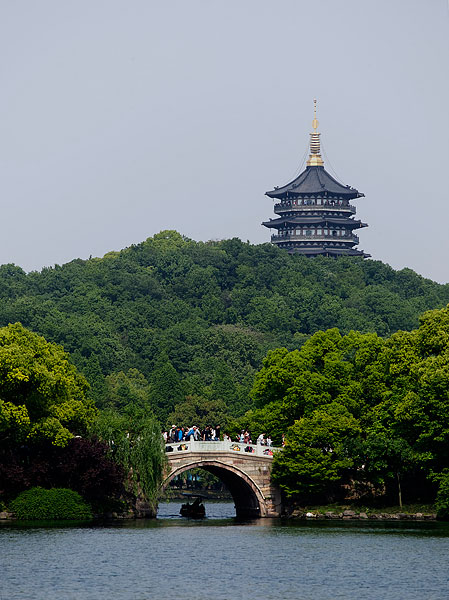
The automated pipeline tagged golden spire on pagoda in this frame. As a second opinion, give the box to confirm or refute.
[307,99,324,166]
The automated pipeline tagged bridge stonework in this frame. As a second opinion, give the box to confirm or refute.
[163,441,282,518]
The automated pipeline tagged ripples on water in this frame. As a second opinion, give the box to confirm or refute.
[1,502,449,600]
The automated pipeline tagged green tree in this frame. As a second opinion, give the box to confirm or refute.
[148,353,185,422]
[362,426,417,507]
[91,408,166,508]
[103,368,152,413]
[272,402,361,500]
[254,304,449,506]
[250,329,385,426]
[0,323,96,447]
[165,395,229,431]
[239,401,289,446]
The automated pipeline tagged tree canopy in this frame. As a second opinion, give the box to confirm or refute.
[0,323,163,513]
[0,231,448,420]
[247,305,449,509]
[0,323,96,447]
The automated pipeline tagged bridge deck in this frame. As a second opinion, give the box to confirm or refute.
[165,440,279,458]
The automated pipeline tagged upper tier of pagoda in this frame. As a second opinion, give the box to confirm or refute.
[263,101,369,258]
[265,165,364,200]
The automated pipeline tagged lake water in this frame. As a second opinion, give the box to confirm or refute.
[1,501,449,600]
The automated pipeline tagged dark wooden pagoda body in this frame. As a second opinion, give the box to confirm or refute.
[263,143,369,258]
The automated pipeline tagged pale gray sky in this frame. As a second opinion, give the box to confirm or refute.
[1,0,449,281]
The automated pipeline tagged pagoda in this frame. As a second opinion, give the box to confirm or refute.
[263,101,369,257]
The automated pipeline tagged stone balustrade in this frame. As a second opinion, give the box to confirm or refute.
[165,439,279,458]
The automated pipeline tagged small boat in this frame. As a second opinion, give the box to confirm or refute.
[180,494,206,518]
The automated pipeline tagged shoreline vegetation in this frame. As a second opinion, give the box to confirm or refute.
[283,503,437,520]
[0,502,437,523]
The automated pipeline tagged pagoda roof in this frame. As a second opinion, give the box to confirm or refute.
[287,246,371,258]
[266,166,363,200]
[262,216,367,229]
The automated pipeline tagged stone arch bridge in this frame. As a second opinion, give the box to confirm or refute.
[163,440,282,518]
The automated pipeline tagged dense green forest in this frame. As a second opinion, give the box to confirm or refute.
[2,231,449,516]
[1,230,449,424]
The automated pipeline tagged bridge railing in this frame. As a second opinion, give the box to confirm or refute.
[164,439,280,458]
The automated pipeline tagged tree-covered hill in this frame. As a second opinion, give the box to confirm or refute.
[0,230,448,420]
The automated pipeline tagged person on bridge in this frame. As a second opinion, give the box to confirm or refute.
[169,425,177,443]
[186,426,195,440]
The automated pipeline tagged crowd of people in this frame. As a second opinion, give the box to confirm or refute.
[162,426,277,447]
[163,425,221,443]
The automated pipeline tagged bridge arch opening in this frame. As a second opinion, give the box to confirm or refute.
[162,460,266,518]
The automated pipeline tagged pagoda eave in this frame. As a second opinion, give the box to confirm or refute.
[286,246,371,258]
[262,217,367,229]
[266,190,363,201]
[265,166,363,200]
